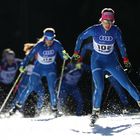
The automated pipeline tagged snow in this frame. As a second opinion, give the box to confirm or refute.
[0,112,140,140]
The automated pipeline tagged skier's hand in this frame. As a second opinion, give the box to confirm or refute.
[123,57,132,72]
[62,50,70,60]
[19,66,26,73]
[72,52,80,61]
[124,61,131,69]
[75,63,82,69]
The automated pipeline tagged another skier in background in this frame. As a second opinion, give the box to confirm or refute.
[11,43,46,116]
[57,58,86,116]
[9,28,70,116]
[0,49,22,109]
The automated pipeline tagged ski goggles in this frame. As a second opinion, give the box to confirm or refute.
[102,19,113,24]
[44,36,55,41]
[44,31,55,41]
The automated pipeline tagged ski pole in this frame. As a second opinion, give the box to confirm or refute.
[57,51,71,99]
[57,59,66,99]
[0,72,23,114]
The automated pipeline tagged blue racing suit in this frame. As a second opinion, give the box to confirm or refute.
[12,64,45,110]
[107,74,129,107]
[80,43,129,107]
[17,40,65,110]
[75,24,140,110]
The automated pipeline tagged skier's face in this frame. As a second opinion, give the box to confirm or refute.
[44,36,54,46]
[102,20,113,31]
[45,39,54,47]
[5,54,15,64]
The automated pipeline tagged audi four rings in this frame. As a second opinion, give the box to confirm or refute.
[99,35,113,41]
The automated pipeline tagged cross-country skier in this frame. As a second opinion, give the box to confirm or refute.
[0,49,21,86]
[11,43,45,116]
[0,49,22,108]
[73,8,140,126]
[9,28,70,116]
[80,43,130,113]
[58,59,87,116]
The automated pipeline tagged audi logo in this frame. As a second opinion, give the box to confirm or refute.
[99,35,113,41]
[43,50,54,55]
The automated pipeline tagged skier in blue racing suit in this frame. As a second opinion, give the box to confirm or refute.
[58,60,87,116]
[9,28,70,116]
[80,43,130,113]
[73,8,140,126]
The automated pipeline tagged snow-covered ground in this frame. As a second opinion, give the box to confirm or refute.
[0,112,140,140]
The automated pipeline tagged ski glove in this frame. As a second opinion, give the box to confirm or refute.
[124,61,131,69]
[19,66,26,73]
[123,57,132,72]
[75,63,82,69]
[72,51,80,61]
[62,50,70,60]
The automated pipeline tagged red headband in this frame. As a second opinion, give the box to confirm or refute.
[101,12,114,21]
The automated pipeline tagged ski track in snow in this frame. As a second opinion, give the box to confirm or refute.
[0,112,140,140]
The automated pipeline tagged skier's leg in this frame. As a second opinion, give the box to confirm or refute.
[10,73,41,115]
[17,74,41,105]
[107,64,140,107]
[71,87,84,116]
[11,74,29,107]
[92,68,105,109]
[90,68,104,126]
[46,72,57,111]
[108,76,129,107]
[35,81,45,113]
[58,83,69,113]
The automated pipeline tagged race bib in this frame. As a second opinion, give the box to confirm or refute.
[37,53,55,65]
[93,39,114,54]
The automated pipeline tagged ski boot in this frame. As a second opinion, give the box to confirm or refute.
[122,108,130,114]
[35,109,41,117]
[90,109,100,127]
[51,105,63,118]
[9,103,22,116]
[137,101,140,108]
